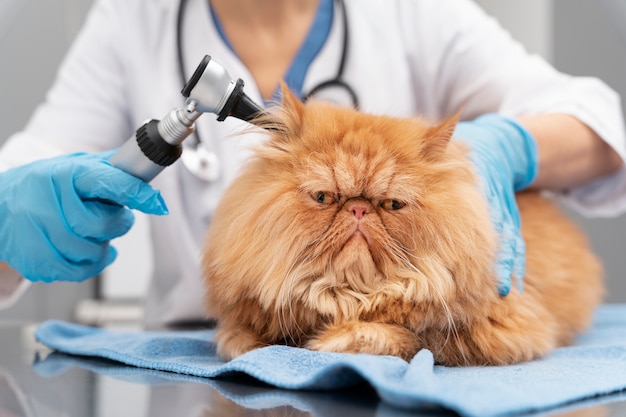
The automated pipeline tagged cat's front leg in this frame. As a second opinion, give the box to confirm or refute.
[421,299,559,366]
[215,325,268,361]
[306,321,421,361]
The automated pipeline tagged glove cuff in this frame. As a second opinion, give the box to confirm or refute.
[471,114,539,191]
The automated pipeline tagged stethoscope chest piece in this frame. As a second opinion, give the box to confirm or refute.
[181,143,221,182]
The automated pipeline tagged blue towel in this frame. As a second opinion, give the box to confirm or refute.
[34,304,626,417]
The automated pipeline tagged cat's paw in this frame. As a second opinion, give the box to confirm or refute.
[306,321,420,361]
[215,327,267,361]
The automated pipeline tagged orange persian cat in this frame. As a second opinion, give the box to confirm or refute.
[202,90,603,366]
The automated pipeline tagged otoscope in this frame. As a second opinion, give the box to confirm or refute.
[108,55,263,182]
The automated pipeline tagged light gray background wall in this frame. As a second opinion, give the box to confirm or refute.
[0,0,94,140]
[1,0,625,323]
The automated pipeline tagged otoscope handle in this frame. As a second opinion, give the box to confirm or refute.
[109,120,183,182]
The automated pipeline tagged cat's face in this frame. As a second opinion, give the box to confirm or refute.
[205,90,496,320]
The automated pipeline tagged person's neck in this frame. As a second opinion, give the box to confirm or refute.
[210,0,319,31]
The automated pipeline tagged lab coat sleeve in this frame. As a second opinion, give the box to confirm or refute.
[0,0,136,171]
[406,0,626,217]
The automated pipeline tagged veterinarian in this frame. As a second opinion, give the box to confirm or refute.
[0,0,624,328]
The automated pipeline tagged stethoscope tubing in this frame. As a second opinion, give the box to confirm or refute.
[302,0,358,109]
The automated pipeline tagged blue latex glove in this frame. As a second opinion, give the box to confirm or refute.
[0,152,168,283]
[453,114,538,295]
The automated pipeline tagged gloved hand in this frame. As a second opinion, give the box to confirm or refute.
[453,114,538,295]
[0,152,168,283]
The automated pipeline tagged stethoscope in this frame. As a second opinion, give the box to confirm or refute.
[176,0,358,181]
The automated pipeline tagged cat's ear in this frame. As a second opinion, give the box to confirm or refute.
[421,114,459,158]
[279,81,305,130]
[253,82,305,143]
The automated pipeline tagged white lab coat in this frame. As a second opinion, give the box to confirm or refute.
[1,0,625,327]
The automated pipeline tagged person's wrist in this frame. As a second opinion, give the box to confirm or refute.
[471,114,539,191]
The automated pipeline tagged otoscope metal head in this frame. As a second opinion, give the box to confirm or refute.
[181,55,264,122]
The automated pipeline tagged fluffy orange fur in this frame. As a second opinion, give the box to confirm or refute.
[202,90,603,366]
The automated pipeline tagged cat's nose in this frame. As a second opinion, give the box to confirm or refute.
[345,200,370,220]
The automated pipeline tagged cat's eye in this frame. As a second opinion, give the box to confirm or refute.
[312,191,336,206]
[380,199,405,211]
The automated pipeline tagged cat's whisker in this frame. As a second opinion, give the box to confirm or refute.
[278,238,329,347]
[386,241,420,272]
[281,258,309,345]
[430,282,470,367]
[276,253,302,343]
